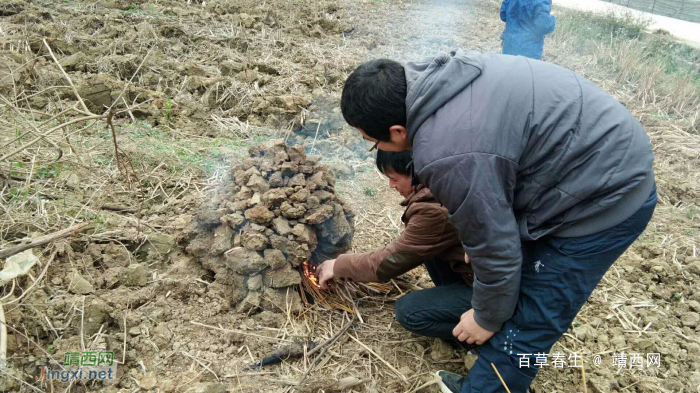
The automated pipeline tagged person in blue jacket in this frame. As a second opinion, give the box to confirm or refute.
[500,0,556,60]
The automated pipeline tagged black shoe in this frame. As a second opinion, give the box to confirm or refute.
[460,342,480,355]
[436,370,465,393]
[449,340,480,355]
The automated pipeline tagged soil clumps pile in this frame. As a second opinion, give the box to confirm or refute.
[183,140,354,312]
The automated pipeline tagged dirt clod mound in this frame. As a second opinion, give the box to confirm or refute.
[183,140,354,311]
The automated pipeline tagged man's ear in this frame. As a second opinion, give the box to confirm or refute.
[388,125,409,148]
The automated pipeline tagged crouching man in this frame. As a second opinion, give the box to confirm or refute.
[316,150,474,343]
[339,51,656,392]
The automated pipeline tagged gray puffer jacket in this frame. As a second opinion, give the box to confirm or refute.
[406,50,654,332]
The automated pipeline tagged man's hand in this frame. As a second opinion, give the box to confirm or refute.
[317,259,335,290]
[464,254,471,264]
[452,309,495,345]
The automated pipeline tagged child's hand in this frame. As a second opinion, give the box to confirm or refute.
[317,259,336,289]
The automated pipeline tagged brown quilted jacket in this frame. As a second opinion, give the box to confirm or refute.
[333,186,473,285]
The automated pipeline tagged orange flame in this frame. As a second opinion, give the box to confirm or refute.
[302,260,320,289]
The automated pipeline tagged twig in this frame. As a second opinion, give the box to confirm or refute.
[295,313,358,387]
[491,363,511,393]
[106,47,154,113]
[581,355,588,393]
[341,284,363,324]
[43,39,90,114]
[406,377,440,393]
[307,313,357,358]
[182,351,220,382]
[0,303,6,368]
[0,222,92,259]
[62,126,85,165]
[100,204,137,213]
[348,334,407,382]
[122,96,136,123]
[44,316,59,339]
[334,377,372,390]
[0,114,106,162]
[189,321,294,343]
[123,301,129,365]
[106,108,127,180]
[137,359,147,375]
[0,95,64,159]
[0,280,16,302]
[80,296,86,352]
[310,120,321,155]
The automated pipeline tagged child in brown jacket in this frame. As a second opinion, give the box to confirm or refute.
[316,150,475,341]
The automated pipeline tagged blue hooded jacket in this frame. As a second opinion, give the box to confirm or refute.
[500,0,556,60]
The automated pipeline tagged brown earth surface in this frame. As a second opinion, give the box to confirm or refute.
[0,0,698,392]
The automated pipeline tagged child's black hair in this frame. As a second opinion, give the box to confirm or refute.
[376,150,413,177]
[341,59,407,142]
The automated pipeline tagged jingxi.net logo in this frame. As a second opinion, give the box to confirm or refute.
[36,351,117,382]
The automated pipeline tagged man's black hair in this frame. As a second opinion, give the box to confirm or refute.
[376,150,413,177]
[341,59,407,142]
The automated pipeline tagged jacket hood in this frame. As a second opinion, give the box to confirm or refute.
[404,49,484,142]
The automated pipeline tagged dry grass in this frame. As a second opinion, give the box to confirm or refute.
[550,8,700,133]
[1,0,698,392]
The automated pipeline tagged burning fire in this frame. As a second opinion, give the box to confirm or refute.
[302,260,320,289]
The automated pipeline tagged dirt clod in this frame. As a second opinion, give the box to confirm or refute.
[120,264,148,287]
[68,270,94,294]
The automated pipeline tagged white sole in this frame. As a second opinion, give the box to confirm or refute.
[435,370,455,393]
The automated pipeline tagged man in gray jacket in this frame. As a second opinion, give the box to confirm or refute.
[340,50,656,392]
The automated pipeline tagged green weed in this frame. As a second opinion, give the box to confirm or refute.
[7,187,28,203]
[94,156,111,166]
[10,162,23,177]
[36,163,68,179]
[127,122,162,139]
[162,97,174,124]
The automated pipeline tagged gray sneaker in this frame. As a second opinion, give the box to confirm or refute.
[436,370,465,393]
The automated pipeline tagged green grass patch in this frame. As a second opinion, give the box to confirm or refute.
[363,187,378,197]
[36,163,69,179]
[554,9,649,42]
[121,123,269,177]
[552,8,700,122]
[6,187,28,203]
[554,9,700,81]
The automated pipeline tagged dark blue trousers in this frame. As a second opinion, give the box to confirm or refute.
[394,258,474,341]
[395,187,657,392]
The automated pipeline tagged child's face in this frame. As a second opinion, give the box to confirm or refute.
[385,168,413,198]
